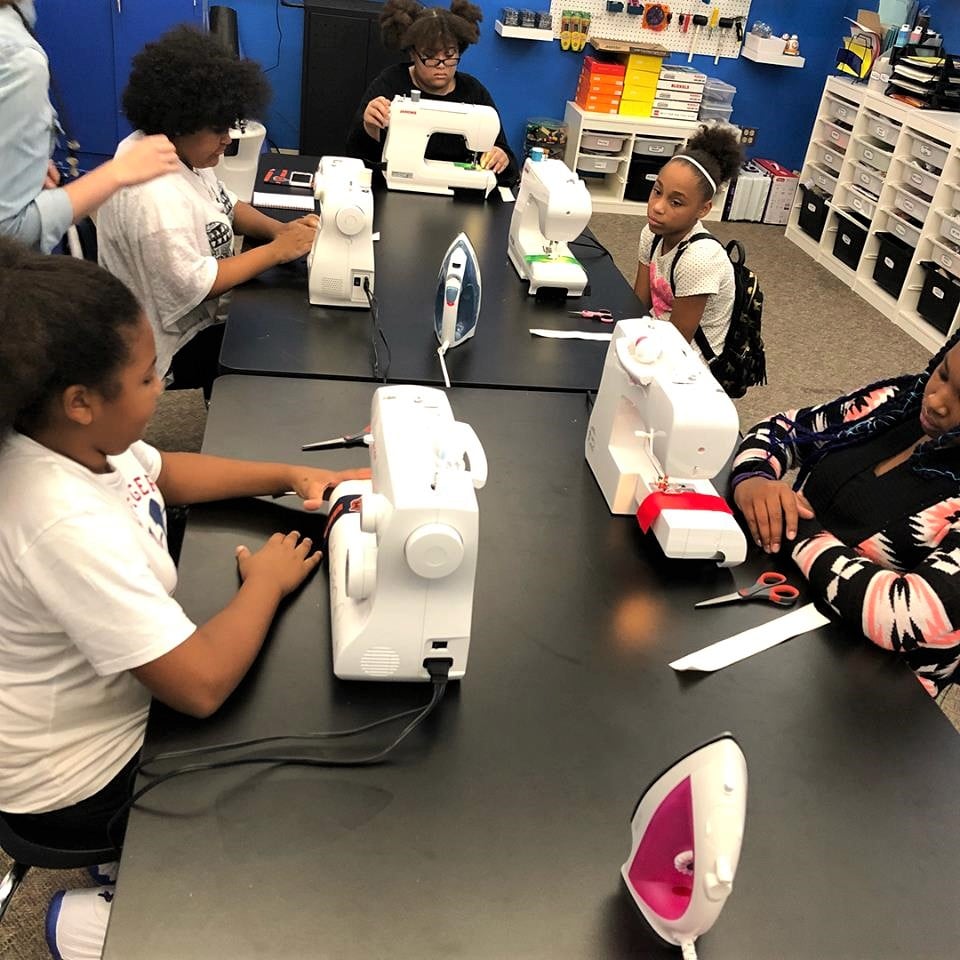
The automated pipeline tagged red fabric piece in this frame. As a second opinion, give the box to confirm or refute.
[636,491,733,533]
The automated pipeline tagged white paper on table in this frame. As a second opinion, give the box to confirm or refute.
[669,603,831,673]
[498,186,516,203]
[529,328,613,341]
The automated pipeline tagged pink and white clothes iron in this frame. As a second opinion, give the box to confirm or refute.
[621,734,747,958]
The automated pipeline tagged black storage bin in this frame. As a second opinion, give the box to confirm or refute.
[625,157,661,202]
[798,184,830,242]
[872,232,913,298]
[832,213,869,270]
[917,261,960,334]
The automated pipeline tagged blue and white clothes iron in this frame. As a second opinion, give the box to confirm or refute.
[434,232,481,389]
[621,734,747,959]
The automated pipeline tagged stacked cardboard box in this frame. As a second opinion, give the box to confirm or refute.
[575,56,625,114]
[651,65,705,121]
[618,53,662,117]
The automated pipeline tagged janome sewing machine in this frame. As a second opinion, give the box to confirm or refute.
[507,151,592,297]
[382,92,499,198]
[308,156,375,308]
[324,385,487,681]
[585,318,747,566]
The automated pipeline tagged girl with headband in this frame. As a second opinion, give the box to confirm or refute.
[633,123,742,360]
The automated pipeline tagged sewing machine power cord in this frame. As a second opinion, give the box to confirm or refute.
[105,658,452,849]
[364,276,391,382]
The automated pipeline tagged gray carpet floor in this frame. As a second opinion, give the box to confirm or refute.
[2,214,956,959]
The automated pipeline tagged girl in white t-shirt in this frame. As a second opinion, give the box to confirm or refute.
[634,124,742,360]
[0,240,367,960]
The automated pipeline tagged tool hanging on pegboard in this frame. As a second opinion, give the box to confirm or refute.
[549,0,752,60]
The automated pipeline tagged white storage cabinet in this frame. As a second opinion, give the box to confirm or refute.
[786,76,960,352]
[563,101,729,221]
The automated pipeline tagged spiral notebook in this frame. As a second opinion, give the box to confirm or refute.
[251,191,315,211]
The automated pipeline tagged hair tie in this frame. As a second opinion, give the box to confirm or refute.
[673,155,716,196]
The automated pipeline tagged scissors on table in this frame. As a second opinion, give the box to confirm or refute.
[695,572,800,609]
[301,427,372,451]
[568,309,614,322]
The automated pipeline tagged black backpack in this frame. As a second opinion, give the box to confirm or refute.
[649,232,767,399]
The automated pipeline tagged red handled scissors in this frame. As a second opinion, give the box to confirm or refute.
[695,572,800,609]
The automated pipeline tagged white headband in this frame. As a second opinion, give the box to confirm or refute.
[674,155,717,196]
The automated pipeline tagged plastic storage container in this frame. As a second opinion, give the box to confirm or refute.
[832,213,869,270]
[625,156,661,202]
[910,135,949,173]
[580,132,627,153]
[632,136,682,159]
[702,78,736,106]
[523,117,568,161]
[886,211,922,248]
[872,232,913,298]
[576,154,622,174]
[699,102,734,122]
[798,184,830,241]
[931,237,960,281]
[917,262,960,334]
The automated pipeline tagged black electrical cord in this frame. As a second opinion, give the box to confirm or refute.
[262,0,284,73]
[570,234,612,260]
[364,276,391,382]
[106,659,452,849]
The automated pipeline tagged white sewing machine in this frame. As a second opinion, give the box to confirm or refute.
[585,318,747,567]
[382,92,499,198]
[326,385,488,681]
[308,156,375,308]
[507,152,592,297]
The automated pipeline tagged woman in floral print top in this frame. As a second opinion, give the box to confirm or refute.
[731,333,960,695]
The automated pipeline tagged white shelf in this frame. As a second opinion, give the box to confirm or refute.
[494,20,554,41]
[742,47,805,68]
[786,76,960,353]
[563,102,727,222]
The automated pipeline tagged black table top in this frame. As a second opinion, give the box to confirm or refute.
[104,376,960,960]
[222,155,642,391]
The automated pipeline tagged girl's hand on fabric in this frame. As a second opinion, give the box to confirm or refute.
[112,135,180,186]
[235,531,321,597]
[290,466,372,511]
[43,161,61,190]
[480,147,508,174]
[734,477,812,554]
[364,97,392,131]
[270,218,318,262]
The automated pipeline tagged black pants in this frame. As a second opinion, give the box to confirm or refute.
[1,753,138,854]
[168,322,226,401]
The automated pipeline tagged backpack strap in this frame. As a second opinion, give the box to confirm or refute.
[667,232,724,293]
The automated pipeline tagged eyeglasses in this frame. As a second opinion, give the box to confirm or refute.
[415,52,461,68]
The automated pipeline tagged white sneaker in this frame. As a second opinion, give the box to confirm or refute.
[46,886,114,960]
[87,862,118,886]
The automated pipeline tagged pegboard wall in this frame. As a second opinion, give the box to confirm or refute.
[549,1,754,62]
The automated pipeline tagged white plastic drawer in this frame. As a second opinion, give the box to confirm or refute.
[864,112,901,147]
[903,163,939,200]
[816,142,843,174]
[851,162,884,198]
[632,136,682,158]
[940,212,960,247]
[852,137,892,173]
[821,120,850,151]
[885,211,922,248]
[580,133,627,153]
[931,237,960,281]
[810,165,838,196]
[576,153,622,173]
[910,135,949,173]
[846,187,876,221]
[825,95,857,126]
[894,186,931,223]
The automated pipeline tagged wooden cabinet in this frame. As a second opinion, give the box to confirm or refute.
[36,1,206,167]
[786,76,960,352]
[299,0,404,157]
[563,101,728,222]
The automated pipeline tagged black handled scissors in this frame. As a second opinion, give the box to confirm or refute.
[695,572,800,609]
[301,427,372,452]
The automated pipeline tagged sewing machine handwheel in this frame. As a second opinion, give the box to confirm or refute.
[405,524,464,579]
[346,541,377,599]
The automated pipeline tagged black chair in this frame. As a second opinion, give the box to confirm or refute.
[0,812,116,922]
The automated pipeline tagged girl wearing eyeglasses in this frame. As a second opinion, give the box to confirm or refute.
[345,0,519,187]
